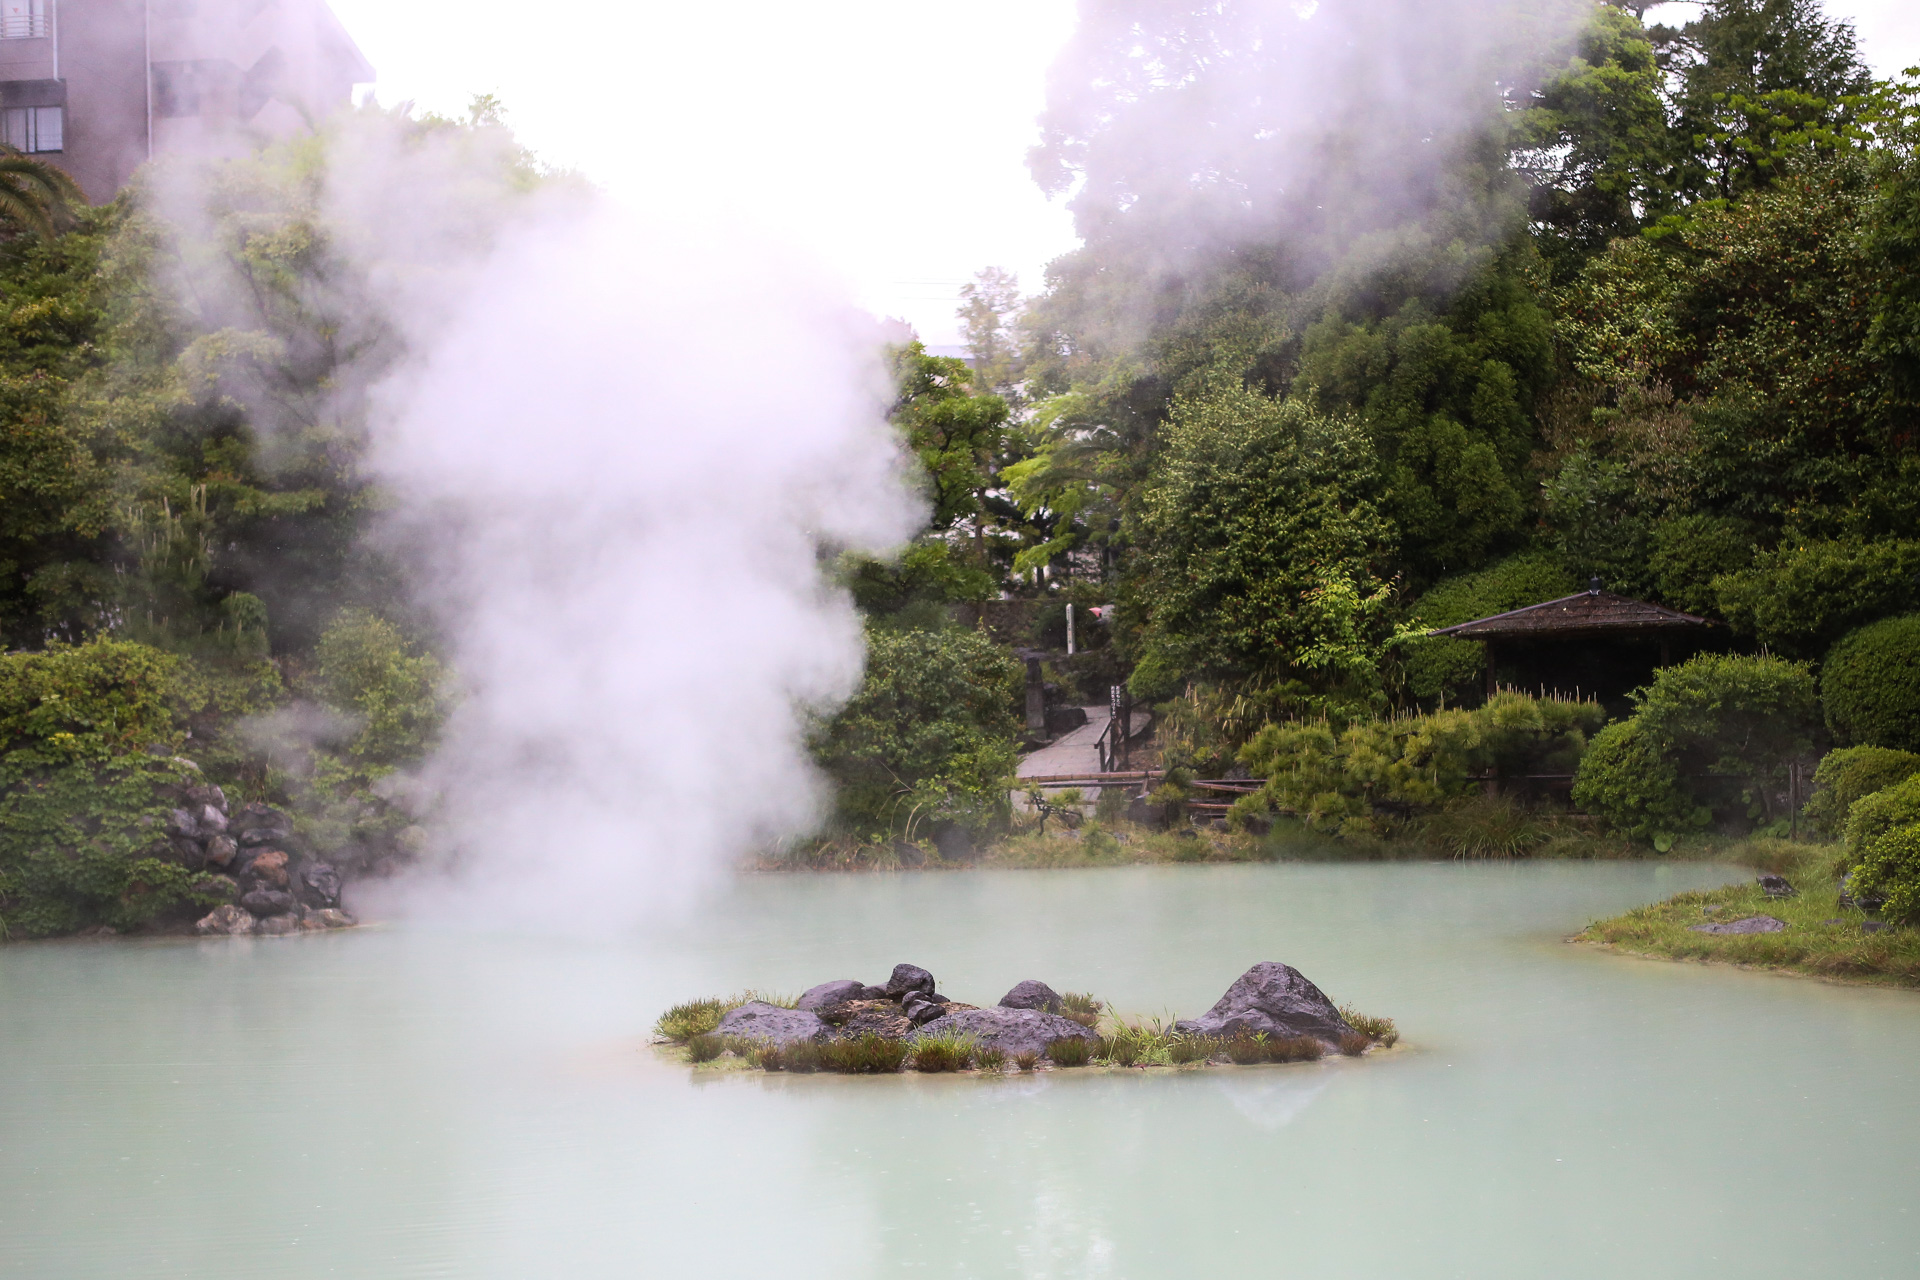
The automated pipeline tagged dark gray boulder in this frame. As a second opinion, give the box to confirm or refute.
[256,914,300,937]
[1126,795,1167,828]
[902,996,948,1026]
[884,963,936,998]
[203,835,238,869]
[911,1008,1097,1057]
[240,887,295,917]
[296,863,343,909]
[233,803,294,848]
[1758,874,1796,899]
[999,980,1063,1014]
[710,1001,830,1046]
[1689,915,1787,935]
[311,908,357,929]
[196,804,229,836]
[1171,962,1354,1045]
[796,980,866,1012]
[857,985,892,1001]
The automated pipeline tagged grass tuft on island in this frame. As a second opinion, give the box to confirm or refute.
[655,997,1400,1076]
[1577,840,1920,986]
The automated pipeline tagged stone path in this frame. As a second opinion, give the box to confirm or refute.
[1016,706,1153,781]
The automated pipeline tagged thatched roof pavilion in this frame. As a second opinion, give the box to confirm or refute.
[1429,585,1719,702]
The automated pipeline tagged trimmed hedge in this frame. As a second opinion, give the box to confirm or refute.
[1804,746,1920,838]
[1844,774,1920,863]
[1822,615,1920,753]
[1570,718,1704,843]
[1852,825,1920,926]
[1573,653,1822,841]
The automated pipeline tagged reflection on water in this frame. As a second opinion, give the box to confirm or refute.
[5,862,1920,1279]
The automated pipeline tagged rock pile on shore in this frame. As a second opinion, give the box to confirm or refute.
[168,781,357,937]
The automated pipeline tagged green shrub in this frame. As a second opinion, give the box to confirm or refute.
[1403,553,1578,703]
[1575,653,1823,840]
[1849,824,1920,925]
[1241,692,1605,838]
[1805,746,1920,838]
[1713,538,1920,658]
[1822,616,1920,753]
[1844,775,1920,863]
[1571,719,1704,843]
[0,640,235,938]
[310,610,447,769]
[810,623,1022,840]
[1631,653,1822,786]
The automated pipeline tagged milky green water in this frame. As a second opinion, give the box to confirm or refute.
[4,862,1919,1279]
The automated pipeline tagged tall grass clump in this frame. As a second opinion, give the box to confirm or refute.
[654,990,799,1042]
[911,1032,975,1072]
[1014,1051,1040,1072]
[820,1034,910,1074]
[1098,1020,1177,1067]
[1225,1034,1269,1064]
[1337,1030,1372,1056]
[1339,1007,1399,1047]
[1046,1036,1093,1067]
[975,1046,1008,1072]
[657,998,729,1042]
[1060,993,1105,1028]
[686,1033,725,1063]
[1416,795,1550,859]
[1167,1035,1222,1064]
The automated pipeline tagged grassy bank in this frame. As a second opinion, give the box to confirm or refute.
[774,818,1819,873]
[1576,840,1920,987]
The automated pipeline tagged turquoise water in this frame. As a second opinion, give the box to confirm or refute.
[5,861,1919,1278]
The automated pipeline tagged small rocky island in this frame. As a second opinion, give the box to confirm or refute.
[656,961,1397,1074]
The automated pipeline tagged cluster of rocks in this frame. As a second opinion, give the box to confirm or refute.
[164,783,356,938]
[710,963,1101,1059]
[703,960,1358,1060]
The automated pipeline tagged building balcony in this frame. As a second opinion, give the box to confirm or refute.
[0,4,47,41]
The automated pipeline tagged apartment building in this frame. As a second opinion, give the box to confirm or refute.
[0,0,372,203]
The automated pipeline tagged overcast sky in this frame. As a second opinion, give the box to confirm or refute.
[328,1,1920,347]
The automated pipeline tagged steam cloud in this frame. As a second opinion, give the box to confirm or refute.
[364,197,920,926]
[159,115,922,929]
[1034,0,1589,293]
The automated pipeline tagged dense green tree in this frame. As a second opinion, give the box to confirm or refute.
[1128,382,1398,703]
[809,624,1023,840]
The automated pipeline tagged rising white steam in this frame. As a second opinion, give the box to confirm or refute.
[1033,0,1589,285]
[360,197,920,926]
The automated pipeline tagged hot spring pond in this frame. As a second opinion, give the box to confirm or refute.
[6,862,1920,1278]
